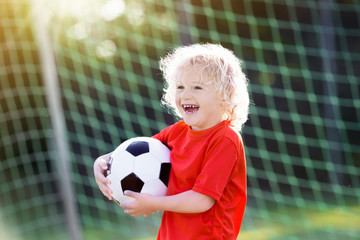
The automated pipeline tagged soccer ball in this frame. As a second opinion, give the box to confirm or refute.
[106,137,171,205]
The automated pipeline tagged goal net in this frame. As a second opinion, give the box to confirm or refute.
[0,0,359,239]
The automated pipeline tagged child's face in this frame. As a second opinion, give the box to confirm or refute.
[175,66,227,131]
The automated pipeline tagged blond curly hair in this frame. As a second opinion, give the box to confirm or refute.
[160,43,250,131]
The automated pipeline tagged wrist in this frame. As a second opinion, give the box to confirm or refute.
[147,195,166,212]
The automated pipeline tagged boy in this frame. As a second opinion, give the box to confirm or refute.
[94,43,250,239]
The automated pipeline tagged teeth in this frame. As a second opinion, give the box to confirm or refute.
[182,104,199,113]
[183,105,197,108]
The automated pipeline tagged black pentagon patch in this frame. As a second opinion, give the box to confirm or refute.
[121,173,144,193]
[159,163,171,187]
[126,141,149,156]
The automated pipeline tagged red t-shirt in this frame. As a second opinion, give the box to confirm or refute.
[153,120,247,240]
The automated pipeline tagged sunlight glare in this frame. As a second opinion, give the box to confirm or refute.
[126,2,145,26]
[96,39,117,59]
[100,0,125,21]
[67,22,90,40]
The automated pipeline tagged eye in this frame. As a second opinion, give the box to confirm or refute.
[176,85,184,90]
[194,86,203,90]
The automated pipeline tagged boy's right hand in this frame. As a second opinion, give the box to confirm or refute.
[94,154,113,200]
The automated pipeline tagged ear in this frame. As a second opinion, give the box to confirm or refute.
[219,100,231,120]
[220,98,229,109]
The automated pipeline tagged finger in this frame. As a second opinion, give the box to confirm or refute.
[119,201,129,209]
[124,190,138,199]
[99,186,113,200]
[95,167,111,184]
[103,193,113,200]
[144,211,156,217]
[97,180,113,198]
[95,175,110,187]
[99,158,108,170]
[124,209,141,217]
[99,183,112,193]
[124,208,136,216]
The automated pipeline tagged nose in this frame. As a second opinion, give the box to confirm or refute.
[181,88,192,100]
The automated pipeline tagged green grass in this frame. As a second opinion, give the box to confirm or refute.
[2,205,359,240]
[129,205,360,240]
[238,205,360,240]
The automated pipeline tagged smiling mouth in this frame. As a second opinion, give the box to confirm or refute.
[182,104,199,113]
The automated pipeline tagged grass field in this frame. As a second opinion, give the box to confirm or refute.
[2,205,359,240]
[236,205,360,240]
[84,205,360,240]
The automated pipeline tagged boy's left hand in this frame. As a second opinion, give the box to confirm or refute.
[120,191,157,217]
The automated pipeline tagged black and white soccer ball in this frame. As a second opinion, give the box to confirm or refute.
[106,137,171,205]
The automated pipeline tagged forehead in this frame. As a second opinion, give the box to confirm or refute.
[176,64,213,85]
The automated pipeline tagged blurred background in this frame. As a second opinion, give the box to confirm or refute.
[0,0,359,239]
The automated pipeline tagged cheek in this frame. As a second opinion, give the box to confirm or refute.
[174,93,180,104]
[174,94,182,108]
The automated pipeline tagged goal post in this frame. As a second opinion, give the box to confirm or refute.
[30,1,82,239]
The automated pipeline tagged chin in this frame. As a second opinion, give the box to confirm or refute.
[183,119,197,128]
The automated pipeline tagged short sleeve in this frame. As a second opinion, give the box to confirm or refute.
[192,137,240,201]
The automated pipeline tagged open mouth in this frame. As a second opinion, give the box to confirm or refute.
[182,104,199,113]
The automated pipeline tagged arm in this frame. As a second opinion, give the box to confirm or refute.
[120,190,215,217]
[93,152,113,200]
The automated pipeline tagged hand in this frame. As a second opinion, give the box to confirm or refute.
[120,190,215,217]
[94,154,113,200]
[120,191,157,217]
